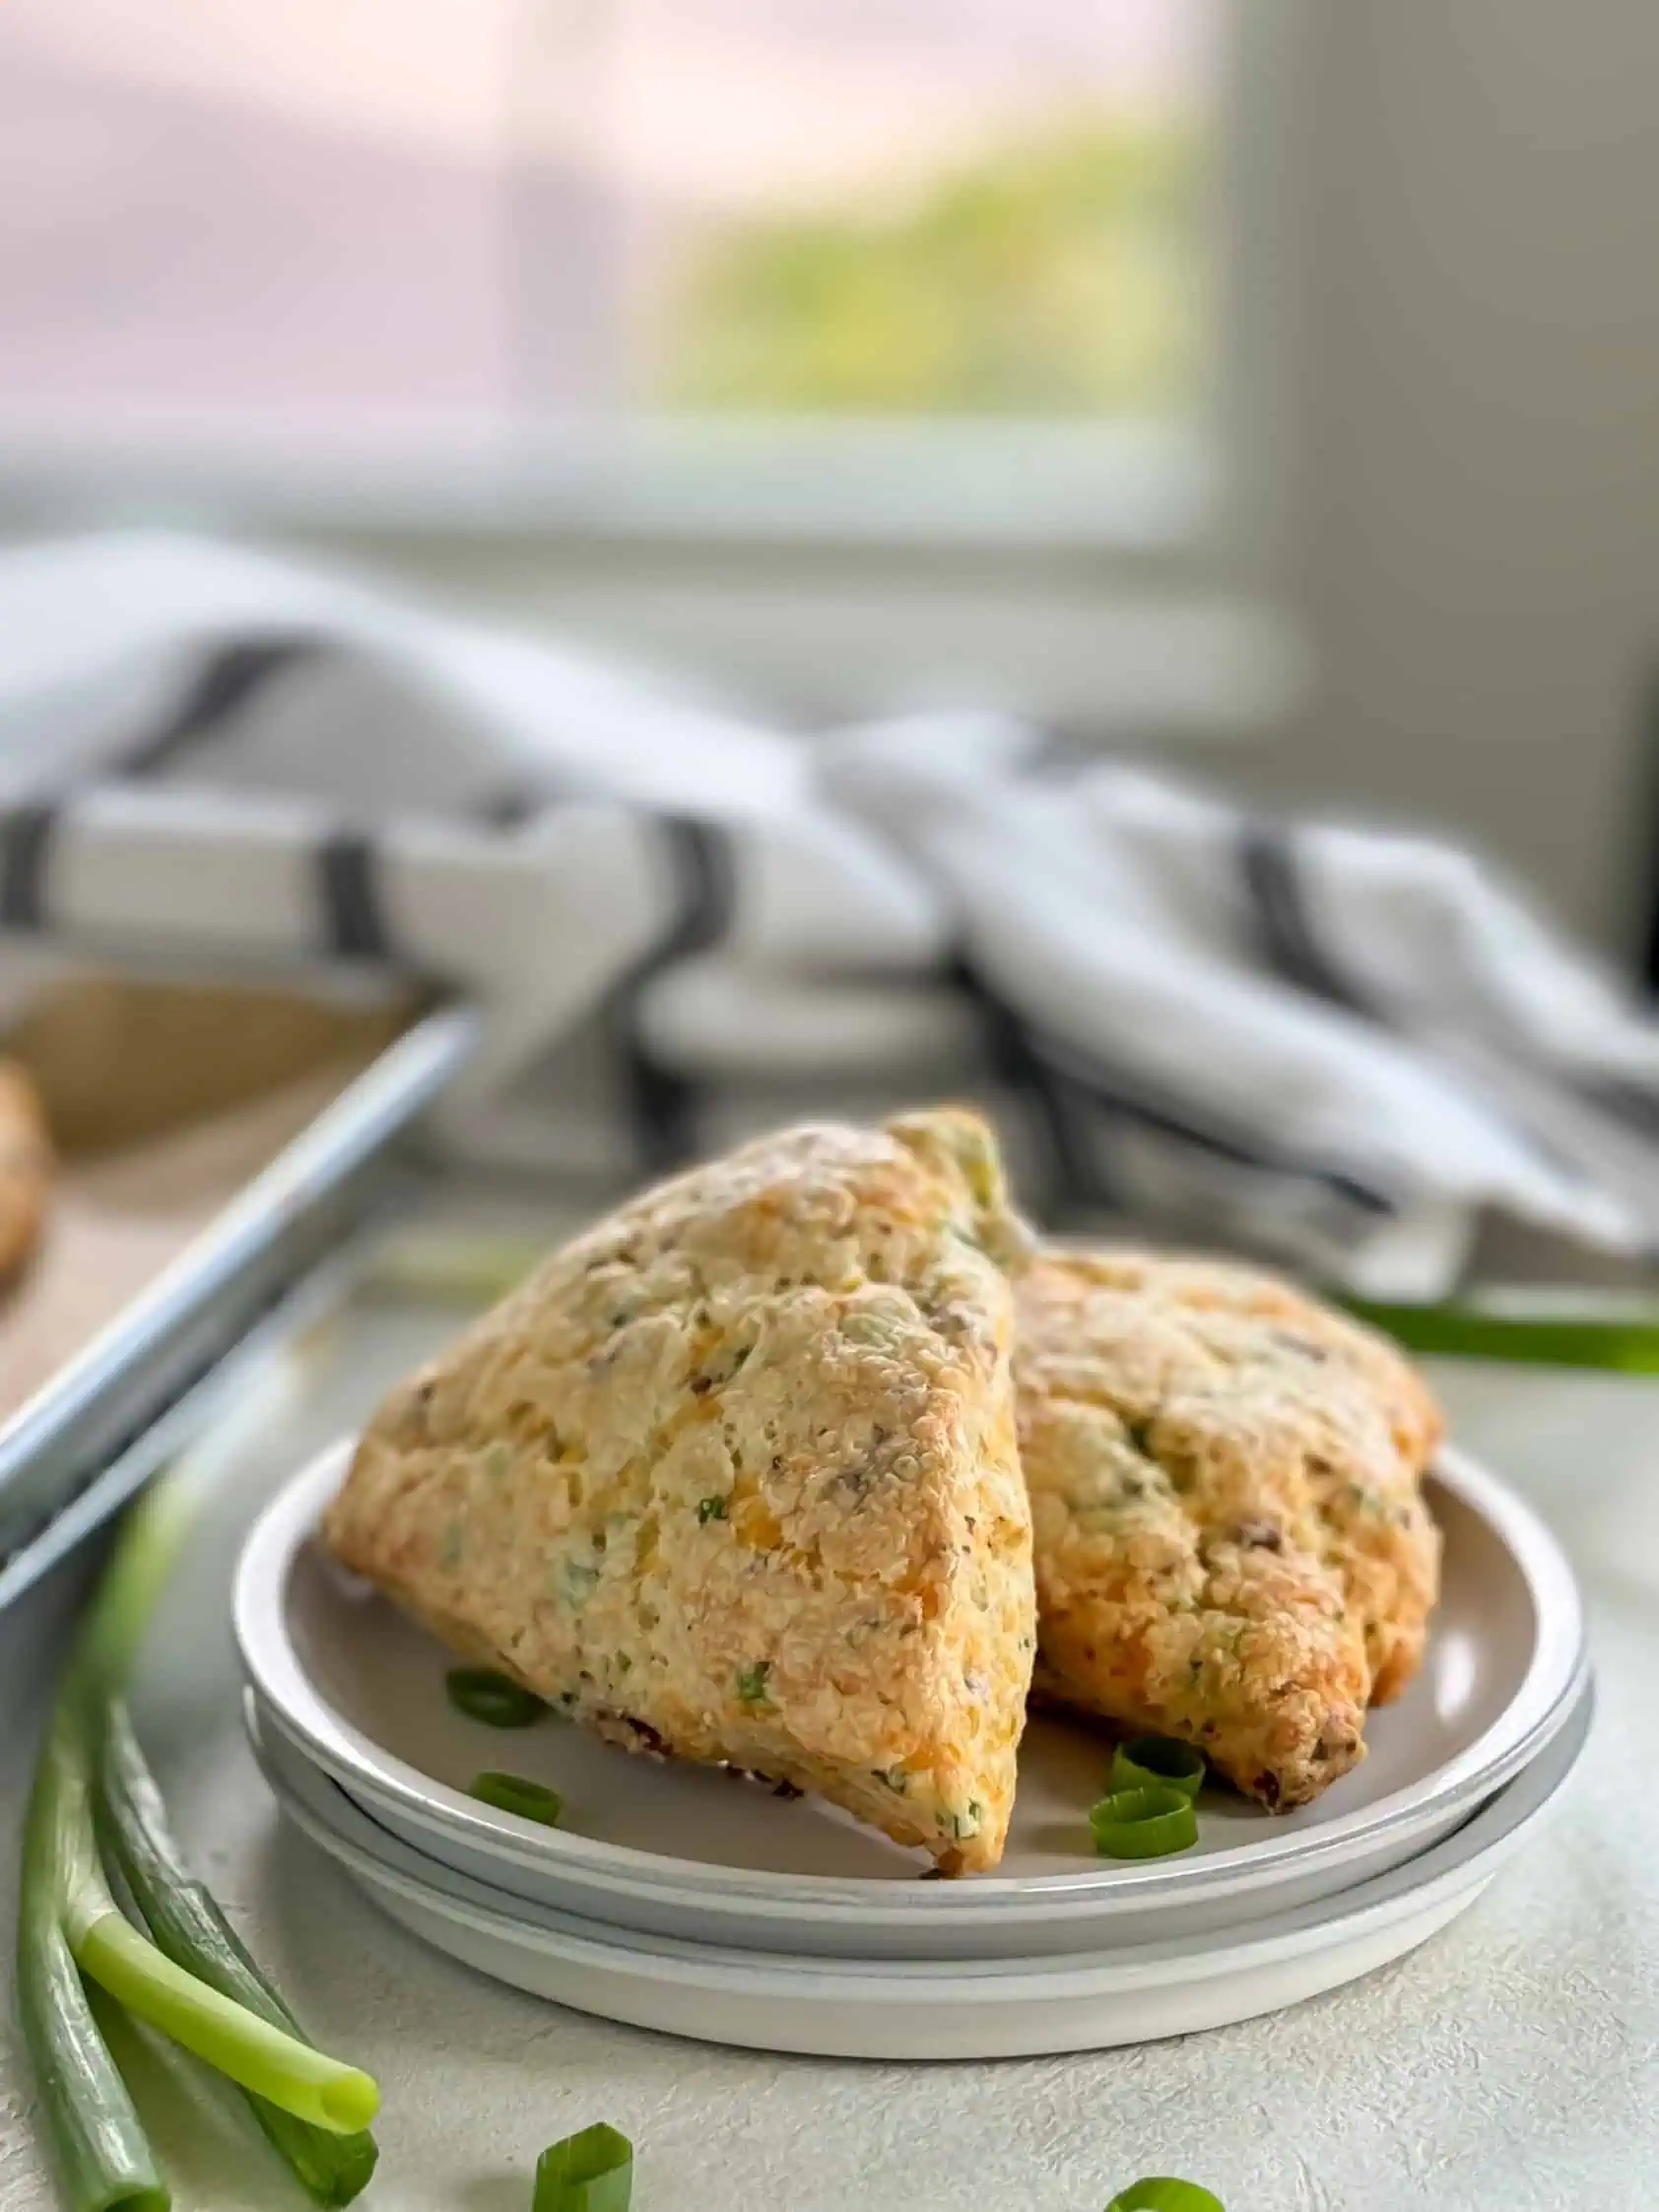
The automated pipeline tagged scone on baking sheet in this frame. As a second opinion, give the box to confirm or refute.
[1016,1250,1442,1812]
[0,1058,52,1281]
[324,1109,1035,1873]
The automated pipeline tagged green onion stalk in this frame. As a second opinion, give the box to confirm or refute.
[16,1374,380,2212]
[1345,1297,1659,1372]
[97,1704,379,2206]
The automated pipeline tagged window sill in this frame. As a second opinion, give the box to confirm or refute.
[0,412,1306,737]
[0,409,1214,555]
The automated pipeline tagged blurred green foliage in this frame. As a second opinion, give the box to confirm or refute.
[655,115,1205,418]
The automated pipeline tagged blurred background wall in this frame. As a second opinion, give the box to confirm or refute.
[1276,0,1659,951]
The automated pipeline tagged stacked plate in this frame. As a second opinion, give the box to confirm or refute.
[234,1440,1592,2059]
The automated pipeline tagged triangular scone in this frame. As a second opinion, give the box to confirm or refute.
[1016,1251,1441,1811]
[324,1110,1035,1872]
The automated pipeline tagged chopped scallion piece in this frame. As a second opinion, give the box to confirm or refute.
[1089,1783,1198,1860]
[445,1668,547,1728]
[468,1774,564,1828]
[1105,2181,1225,2211]
[1110,1736,1205,1801]
[533,2122,633,2212]
[71,1910,377,2133]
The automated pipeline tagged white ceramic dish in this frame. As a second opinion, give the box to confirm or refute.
[249,1681,1592,2059]
[235,1438,1586,1961]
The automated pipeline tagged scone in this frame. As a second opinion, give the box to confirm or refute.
[1016,1249,1441,1810]
[0,1058,51,1280]
[325,1109,1035,1872]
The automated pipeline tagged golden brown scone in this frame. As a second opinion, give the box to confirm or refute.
[325,1109,1035,1872]
[1016,1249,1441,1812]
[0,1058,51,1280]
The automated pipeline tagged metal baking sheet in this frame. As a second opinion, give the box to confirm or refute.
[0,988,477,1598]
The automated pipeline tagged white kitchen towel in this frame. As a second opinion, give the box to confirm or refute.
[1,528,1655,1299]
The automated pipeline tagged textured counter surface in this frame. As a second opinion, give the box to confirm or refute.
[1,1294,1651,2212]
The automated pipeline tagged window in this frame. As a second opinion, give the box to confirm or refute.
[540,1,1215,429]
[0,1,522,424]
[0,3,1298,723]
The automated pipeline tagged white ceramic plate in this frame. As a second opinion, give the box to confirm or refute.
[234,1439,1586,1960]
[249,1681,1592,2059]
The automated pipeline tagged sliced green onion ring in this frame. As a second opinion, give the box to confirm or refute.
[1090,1783,1198,1860]
[1106,2180,1225,2211]
[468,1773,564,1828]
[444,1668,546,1729]
[1110,1736,1206,1801]
[533,2122,632,2212]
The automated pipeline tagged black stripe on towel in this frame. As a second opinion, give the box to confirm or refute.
[616,816,737,1173]
[955,957,1397,1221]
[948,951,1107,1219]
[117,637,320,778]
[315,831,392,962]
[1034,1025,1398,1217]
[1239,823,1610,1233]
[1237,822,1372,1016]
[472,787,549,831]
[0,804,57,930]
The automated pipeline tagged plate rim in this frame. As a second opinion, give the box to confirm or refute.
[233,1433,1586,1923]
[248,1657,1589,1942]
[250,1674,1592,2000]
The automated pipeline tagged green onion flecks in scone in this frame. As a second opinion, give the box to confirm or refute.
[1016,1248,1442,1813]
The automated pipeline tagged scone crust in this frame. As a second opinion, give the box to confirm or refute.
[325,1109,1034,1871]
[0,1059,51,1281]
[1016,1248,1441,1810]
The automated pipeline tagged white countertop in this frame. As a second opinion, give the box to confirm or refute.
[2,1305,1654,2212]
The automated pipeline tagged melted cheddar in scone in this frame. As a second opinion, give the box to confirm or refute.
[1017,1249,1441,1812]
[324,1109,1035,1872]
